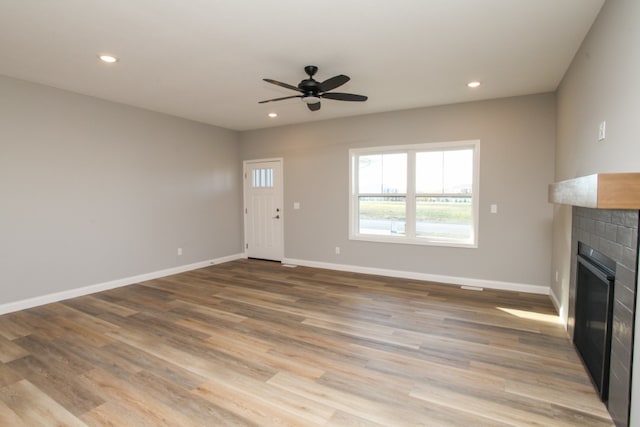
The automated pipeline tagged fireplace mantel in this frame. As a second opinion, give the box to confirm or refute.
[549,173,640,209]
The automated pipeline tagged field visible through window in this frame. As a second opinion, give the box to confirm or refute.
[359,198,472,223]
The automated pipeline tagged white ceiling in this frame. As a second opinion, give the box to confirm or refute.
[0,0,604,131]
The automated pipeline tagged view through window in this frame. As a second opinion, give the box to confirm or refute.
[350,141,479,247]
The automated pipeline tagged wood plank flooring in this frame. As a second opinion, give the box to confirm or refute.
[0,259,614,426]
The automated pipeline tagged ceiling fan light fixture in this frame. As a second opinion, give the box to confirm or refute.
[301,95,321,104]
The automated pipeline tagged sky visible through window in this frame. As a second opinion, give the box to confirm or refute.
[358,149,472,194]
[358,153,406,194]
[416,150,472,194]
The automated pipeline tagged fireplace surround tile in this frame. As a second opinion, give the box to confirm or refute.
[571,207,639,427]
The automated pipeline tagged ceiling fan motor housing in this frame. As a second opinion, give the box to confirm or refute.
[298,79,320,93]
[299,65,321,94]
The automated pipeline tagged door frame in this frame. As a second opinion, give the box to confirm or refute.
[243,158,284,261]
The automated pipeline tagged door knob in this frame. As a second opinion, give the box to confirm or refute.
[273,215,280,219]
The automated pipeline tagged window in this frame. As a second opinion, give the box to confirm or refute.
[349,140,479,248]
[252,168,274,188]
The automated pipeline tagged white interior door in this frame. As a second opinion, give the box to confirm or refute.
[244,159,283,261]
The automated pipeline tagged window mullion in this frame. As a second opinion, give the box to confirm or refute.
[351,154,359,236]
[406,151,416,238]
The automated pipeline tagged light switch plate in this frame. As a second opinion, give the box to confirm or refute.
[598,121,606,141]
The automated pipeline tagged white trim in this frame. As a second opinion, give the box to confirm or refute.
[548,288,567,330]
[0,253,244,315]
[549,288,561,312]
[282,257,550,295]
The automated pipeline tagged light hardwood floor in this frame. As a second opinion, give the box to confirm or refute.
[0,259,614,426]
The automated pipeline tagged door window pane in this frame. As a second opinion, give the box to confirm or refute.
[252,168,274,188]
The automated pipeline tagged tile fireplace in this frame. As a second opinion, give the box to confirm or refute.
[569,207,638,427]
[549,173,640,427]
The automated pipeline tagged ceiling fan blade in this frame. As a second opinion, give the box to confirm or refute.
[263,78,303,92]
[307,102,321,111]
[319,74,350,92]
[321,92,368,102]
[258,95,302,104]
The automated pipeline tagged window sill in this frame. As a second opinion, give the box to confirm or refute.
[349,234,477,249]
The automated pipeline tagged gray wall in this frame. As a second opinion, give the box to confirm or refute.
[552,0,640,423]
[240,94,556,289]
[0,75,243,305]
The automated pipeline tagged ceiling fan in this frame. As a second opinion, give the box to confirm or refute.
[259,65,368,111]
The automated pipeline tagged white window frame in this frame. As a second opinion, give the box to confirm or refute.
[349,140,480,248]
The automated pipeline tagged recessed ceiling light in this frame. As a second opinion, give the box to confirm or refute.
[467,81,481,88]
[98,54,118,63]
[268,112,278,118]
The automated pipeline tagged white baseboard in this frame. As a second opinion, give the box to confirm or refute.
[282,257,550,295]
[0,253,244,315]
[1,254,550,316]
[548,288,568,330]
[549,288,561,312]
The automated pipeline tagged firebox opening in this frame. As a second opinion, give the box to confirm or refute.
[574,241,616,402]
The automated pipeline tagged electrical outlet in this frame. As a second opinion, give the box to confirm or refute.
[335,246,340,255]
[177,247,183,256]
[490,204,498,214]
